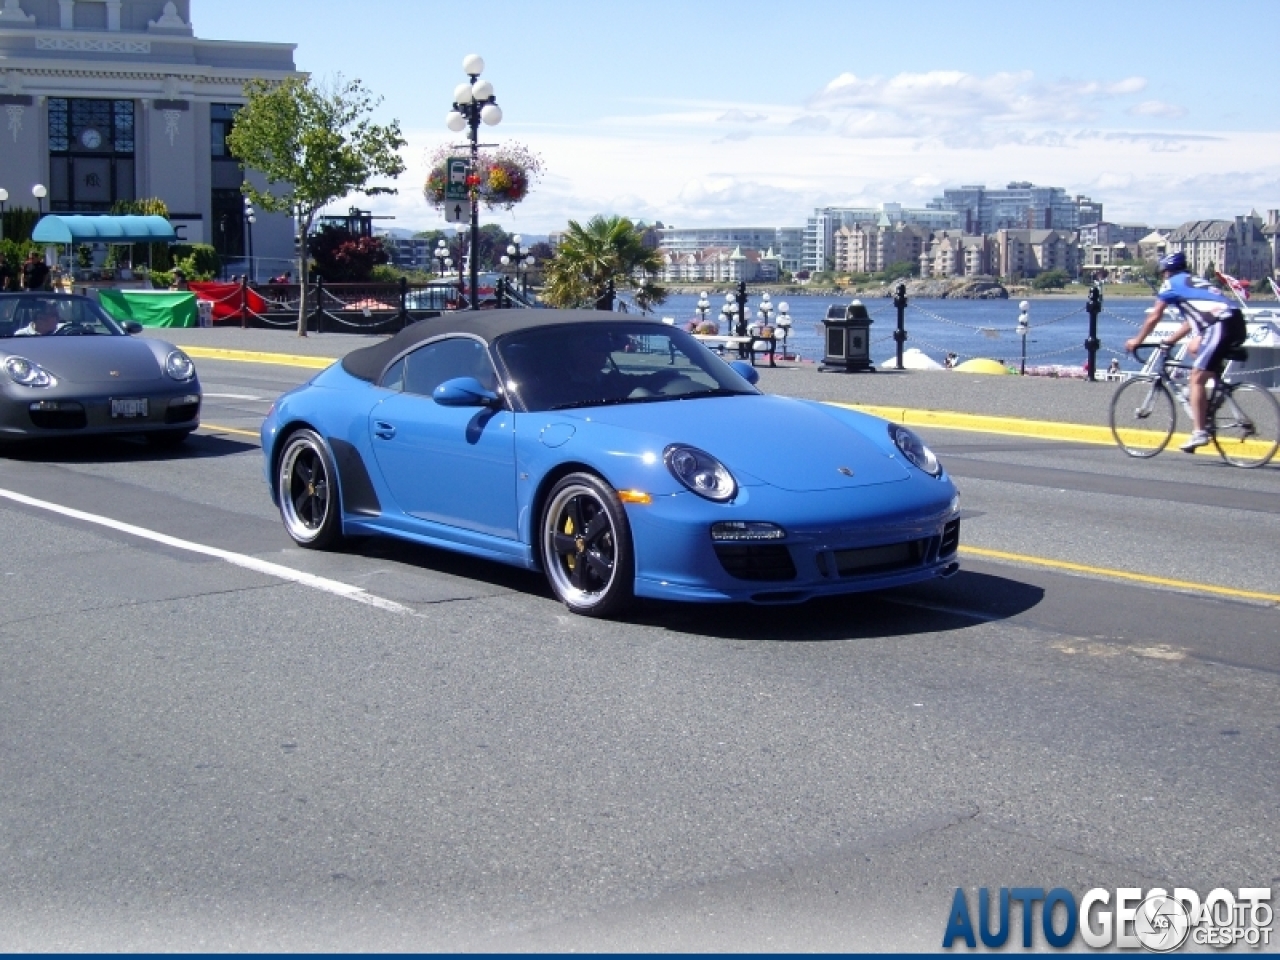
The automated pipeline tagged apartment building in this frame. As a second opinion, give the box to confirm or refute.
[832,219,929,275]
[927,183,1087,235]
[918,231,991,279]
[657,226,802,273]
[1166,214,1272,279]
[803,203,959,273]
[658,245,781,284]
[992,229,1078,279]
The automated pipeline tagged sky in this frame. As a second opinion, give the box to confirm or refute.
[196,0,1279,235]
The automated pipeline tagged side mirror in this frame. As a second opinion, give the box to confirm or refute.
[433,376,500,408]
[124,321,143,334]
[729,360,759,385]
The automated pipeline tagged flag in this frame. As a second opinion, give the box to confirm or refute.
[1215,271,1250,301]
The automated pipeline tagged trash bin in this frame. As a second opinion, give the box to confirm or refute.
[197,300,213,328]
[819,300,874,373]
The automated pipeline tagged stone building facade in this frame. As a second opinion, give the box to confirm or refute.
[0,0,300,270]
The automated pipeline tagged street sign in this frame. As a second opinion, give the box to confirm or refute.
[445,157,470,202]
[445,200,472,224]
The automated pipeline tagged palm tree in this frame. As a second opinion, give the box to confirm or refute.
[542,215,667,311]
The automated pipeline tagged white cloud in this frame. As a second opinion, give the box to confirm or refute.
[1128,99,1188,119]
[717,108,766,124]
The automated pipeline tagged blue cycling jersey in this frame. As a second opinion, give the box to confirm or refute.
[1156,272,1235,332]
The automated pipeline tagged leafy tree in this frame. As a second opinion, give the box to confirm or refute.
[308,223,389,282]
[1031,268,1070,290]
[879,260,916,283]
[227,75,406,335]
[1,206,40,245]
[112,197,171,271]
[542,215,666,310]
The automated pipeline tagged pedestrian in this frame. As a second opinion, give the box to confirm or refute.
[0,258,13,292]
[170,269,190,291]
[21,250,50,291]
[944,352,958,369]
[1107,357,1120,376]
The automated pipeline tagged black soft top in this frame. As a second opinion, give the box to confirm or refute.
[340,308,666,383]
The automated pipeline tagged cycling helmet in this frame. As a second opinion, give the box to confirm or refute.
[1158,251,1187,274]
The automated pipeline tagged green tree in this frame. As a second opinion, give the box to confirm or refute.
[542,215,666,311]
[226,75,406,335]
[1031,268,1069,290]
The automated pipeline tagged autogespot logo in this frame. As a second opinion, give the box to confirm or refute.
[942,886,1273,951]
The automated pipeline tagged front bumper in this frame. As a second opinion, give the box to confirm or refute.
[627,479,960,604]
[0,385,201,439]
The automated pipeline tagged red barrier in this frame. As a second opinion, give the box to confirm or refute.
[189,282,270,324]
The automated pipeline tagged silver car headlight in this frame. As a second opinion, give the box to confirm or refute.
[165,350,195,381]
[4,356,57,388]
[889,424,941,477]
[664,444,737,502]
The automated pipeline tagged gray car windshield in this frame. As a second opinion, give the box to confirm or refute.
[496,322,759,413]
[0,297,125,338]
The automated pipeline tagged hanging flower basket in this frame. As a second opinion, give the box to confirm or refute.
[425,143,543,212]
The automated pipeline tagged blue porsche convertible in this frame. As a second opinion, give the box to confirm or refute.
[262,310,960,617]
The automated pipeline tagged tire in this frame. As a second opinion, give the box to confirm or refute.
[1110,378,1176,458]
[539,472,635,618]
[1212,382,1280,468]
[145,429,191,449]
[276,428,343,549]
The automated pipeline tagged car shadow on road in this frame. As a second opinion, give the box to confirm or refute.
[625,571,1044,642]
[0,432,256,463]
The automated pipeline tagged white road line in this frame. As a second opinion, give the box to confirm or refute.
[202,393,267,401]
[0,487,411,615]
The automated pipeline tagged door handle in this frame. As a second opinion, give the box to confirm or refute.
[374,421,396,440]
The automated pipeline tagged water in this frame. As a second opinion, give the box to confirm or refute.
[634,291,1155,373]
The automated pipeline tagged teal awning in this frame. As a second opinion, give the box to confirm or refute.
[31,215,178,244]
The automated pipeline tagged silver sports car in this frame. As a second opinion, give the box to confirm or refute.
[0,293,201,447]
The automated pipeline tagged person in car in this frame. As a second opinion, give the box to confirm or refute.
[15,304,68,336]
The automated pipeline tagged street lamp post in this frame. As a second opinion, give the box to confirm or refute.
[244,195,256,283]
[32,183,46,217]
[434,238,453,277]
[499,235,535,298]
[776,301,793,357]
[733,280,749,358]
[695,291,710,330]
[1017,300,1030,376]
[445,53,502,311]
[0,188,7,243]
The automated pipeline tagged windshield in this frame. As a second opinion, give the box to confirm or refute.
[496,321,759,413]
[0,296,126,338]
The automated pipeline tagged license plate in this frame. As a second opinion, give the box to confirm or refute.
[110,398,149,418]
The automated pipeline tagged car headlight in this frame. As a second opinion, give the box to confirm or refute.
[889,424,941,477]
[165,350,195,381]
[664,444,737,502]
[4,356,57,388]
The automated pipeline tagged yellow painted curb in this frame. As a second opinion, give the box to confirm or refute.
[832,402,1261,458]
[199,422,260,439]
[961,545,1280,604]
[182,346,336,370]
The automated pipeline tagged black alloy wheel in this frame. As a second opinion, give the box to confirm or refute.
[540,472,634,617]
[277,428,343,549]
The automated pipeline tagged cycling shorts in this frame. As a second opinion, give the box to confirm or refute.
[1191,309,1246,374]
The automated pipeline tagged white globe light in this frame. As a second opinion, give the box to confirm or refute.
[462,53,485,76]
[32,184,47,199]
[446,111,466,132]
[472,79,494,101]
[480,103,502,126]
[506,244,516,255]
[524,255,534,266]
[0,188,8,202]
[512,234,522,245]
[699,291,708,299]
[761,292,771,303]
[1019,300,1030,311]
[778,301,790,313]
[453,83,474,105]
[500,255,511,266]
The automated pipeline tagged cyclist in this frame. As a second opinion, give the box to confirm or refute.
[1125,252,1247,452]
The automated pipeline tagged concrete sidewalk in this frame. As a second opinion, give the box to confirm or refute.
[148,325,1123,432]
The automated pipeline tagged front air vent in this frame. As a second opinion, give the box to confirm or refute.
[714,544,797,582]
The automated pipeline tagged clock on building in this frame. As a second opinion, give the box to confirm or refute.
[79,128,103,150]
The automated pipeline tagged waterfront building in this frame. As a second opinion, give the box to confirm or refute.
[1077,221,1151,247]
[657,244,780,284]
[833,218,929,275]
[992,228,1078,279]
[918,231,990,279]
[379,234,433,272]
[1075,194,1104,227]
[657,226,802,274]
[0,0,301,269]
[1166,214,1272,279]
[1261,210,1279,279]
[803,204,959,273]
[1138,229,1170,264]
[927,183,1082,235]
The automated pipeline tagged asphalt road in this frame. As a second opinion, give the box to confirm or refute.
[0,339,1276,951]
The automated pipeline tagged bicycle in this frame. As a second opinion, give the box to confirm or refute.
[1108,342,1280,468]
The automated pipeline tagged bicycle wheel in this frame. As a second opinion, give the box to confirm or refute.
[1110,377,1176,458]
[1212,382,1280,468]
